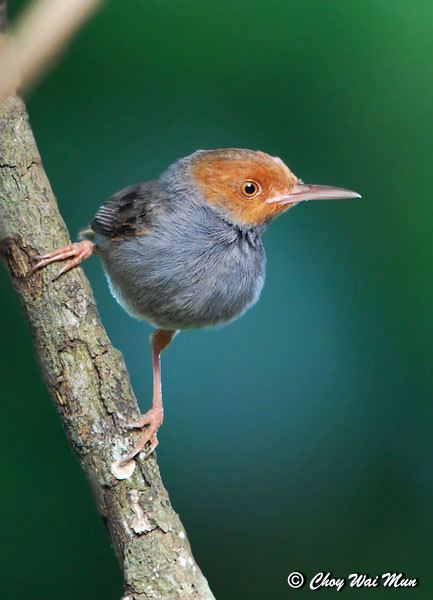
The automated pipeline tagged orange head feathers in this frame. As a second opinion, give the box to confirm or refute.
[189,148,360,228]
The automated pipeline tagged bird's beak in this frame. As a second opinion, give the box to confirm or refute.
[266,183,361,205]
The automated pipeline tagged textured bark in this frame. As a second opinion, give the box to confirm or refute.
[0,71,215,600]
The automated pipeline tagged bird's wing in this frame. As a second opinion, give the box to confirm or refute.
[91,181,156,239]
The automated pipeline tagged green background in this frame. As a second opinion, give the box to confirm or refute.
[1,0,432,598]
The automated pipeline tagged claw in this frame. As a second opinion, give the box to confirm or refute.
[125,415,151,429]
[29,240,94,280]
[118,431,158,466]
[118,408,163,465]
[140,435,159,460]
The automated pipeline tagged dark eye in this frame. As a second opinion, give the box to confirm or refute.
[240,180,261,198]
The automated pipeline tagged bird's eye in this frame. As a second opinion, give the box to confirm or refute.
[240,180,261,199]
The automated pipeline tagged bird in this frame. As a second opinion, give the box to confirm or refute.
[30,148,360,466]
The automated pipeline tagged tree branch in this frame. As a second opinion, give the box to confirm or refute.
[0,0,102,98]
[0,34,215,600]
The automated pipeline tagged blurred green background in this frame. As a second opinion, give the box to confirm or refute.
[1,0,432,598]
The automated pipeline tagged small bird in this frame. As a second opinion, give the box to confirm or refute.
[31,148,360,465]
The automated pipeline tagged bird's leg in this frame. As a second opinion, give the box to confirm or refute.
[120,328,177,464]
[29,240,95,280]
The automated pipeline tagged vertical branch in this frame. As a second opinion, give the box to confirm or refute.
[0,0,102,98]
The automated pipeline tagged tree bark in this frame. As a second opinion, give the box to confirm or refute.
[0,11,215,600]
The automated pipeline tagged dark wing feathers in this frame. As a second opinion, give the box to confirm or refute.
[91,182,155,239]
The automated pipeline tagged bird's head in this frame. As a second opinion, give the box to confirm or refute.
[183,148,360,228]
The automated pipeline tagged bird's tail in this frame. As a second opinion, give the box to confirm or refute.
[78,226,95,241]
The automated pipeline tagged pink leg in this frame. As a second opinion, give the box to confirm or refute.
[29,240,94,280]
[119,329,177,464]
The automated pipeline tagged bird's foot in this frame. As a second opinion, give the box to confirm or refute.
[119,408,163,465]
[29,240,94,280]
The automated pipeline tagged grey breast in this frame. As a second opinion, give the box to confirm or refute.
[97,201,266,330]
